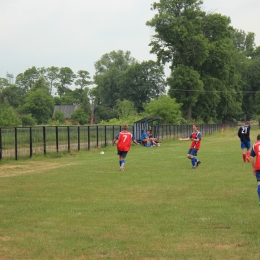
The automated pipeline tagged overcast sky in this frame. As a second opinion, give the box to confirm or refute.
[1,0,259,82]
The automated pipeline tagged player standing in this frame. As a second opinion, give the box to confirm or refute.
[238,121,251,163]
[179,124,201,169]
[113,124,139,171]
[250,134,260,206]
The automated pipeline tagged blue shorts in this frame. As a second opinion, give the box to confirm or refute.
[255,170,260,182]
[241,141,250,149]
[187,148,198,156]
[117,150,128,158]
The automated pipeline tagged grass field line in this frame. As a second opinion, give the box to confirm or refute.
[0,162,76,178]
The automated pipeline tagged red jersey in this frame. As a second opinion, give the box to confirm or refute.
[116,131,134,152]
[190,131,201,150]
[252,140,260,170]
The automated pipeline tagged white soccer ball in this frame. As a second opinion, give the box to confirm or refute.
[100,151,104,154]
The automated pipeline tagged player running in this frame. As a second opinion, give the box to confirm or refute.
[250,134,260,206]
[113,124,139,171]
[238,121,251,163]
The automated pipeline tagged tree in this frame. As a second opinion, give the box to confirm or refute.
[70,108,89,125]
[0,107,21,127]
[146,0,208,69]
[21,78,54,124]
[0,78,9,89]
[114,99,136,120]
[1,84,26,108]
[55,67,76,97]
[75,70,91,89]
[121,60,166,112]
[94,50,136,107]
[46,66,59,95]
[143,95,183,124]
[146,0,208,120]
[53,110,65,123]
[168,65,203,120]
[21,114,37,126]
[15,66,39,91]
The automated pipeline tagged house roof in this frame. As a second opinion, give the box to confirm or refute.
[52,105,80,118]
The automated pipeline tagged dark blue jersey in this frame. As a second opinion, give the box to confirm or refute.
[238,125,250,142]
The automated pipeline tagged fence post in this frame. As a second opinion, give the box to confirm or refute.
[15,127,18,160]
[43,126,46,155]
[29,127,33,158]
[56,126,59,153]
[0,128,2,160]
[67,126,70,153]
[78,126,80,151]
[104,125,107,147]
[96,125,99,148]
[112,126,115,143]
[88,126,90,150]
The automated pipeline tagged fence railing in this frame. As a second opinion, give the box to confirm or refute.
[0,123,236,160]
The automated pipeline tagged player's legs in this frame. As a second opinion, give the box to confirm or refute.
[118,151,128,171]
[187,148,200,168]
[256,171,260,205]
[241,142,250,162]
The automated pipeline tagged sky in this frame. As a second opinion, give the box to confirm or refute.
[1,0,260,83]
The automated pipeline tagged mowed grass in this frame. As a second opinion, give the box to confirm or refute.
[1,128,260,260]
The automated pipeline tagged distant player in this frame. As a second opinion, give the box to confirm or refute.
[238,121,251,163]
[179,124,201,169]
[250,134,260,206]
[113,124,139,171]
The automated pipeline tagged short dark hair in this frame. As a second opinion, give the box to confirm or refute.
[257,134,260,141]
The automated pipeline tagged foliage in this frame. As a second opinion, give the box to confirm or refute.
[143,95,183,124]
[94,50,136,107]
[21,78,54,124]
[70,108,89,125]
[114,99,136,120]
[99,116,140,125]
[21,114,37,126]
[53,110,65,124]
[121,60,166,112]
[75,70,91,89]
[94,105,118,123]
[0,107,21,127]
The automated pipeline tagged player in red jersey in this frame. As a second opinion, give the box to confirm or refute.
[250,134,260,206]
[179,124,201,169]
[113,124,139,171]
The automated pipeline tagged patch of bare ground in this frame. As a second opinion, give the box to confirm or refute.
[0,161,74,177]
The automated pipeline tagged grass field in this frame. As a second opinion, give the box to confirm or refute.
[1,127,260,260]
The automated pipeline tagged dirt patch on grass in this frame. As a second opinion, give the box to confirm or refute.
[0,161,74,177]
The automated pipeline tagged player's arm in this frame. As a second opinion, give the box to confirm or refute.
[113,133,119,145]
[132,136,139,145]
[178,137,192,141]
[250,149,256,175]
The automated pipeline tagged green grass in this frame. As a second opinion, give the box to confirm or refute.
[0,128,260,259]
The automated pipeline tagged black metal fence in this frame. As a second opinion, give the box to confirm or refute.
[0,123,236,160]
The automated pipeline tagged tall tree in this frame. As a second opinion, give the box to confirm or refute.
[15,66,39,91]
[46,66,59,95]
[21,77,54,124]
[55,67,76,97]
[94,50,136,107]
[146,0,208,120]
[121,60,166,112]
[75,70,91,90]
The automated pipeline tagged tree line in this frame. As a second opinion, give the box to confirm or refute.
[1,0,260,127]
